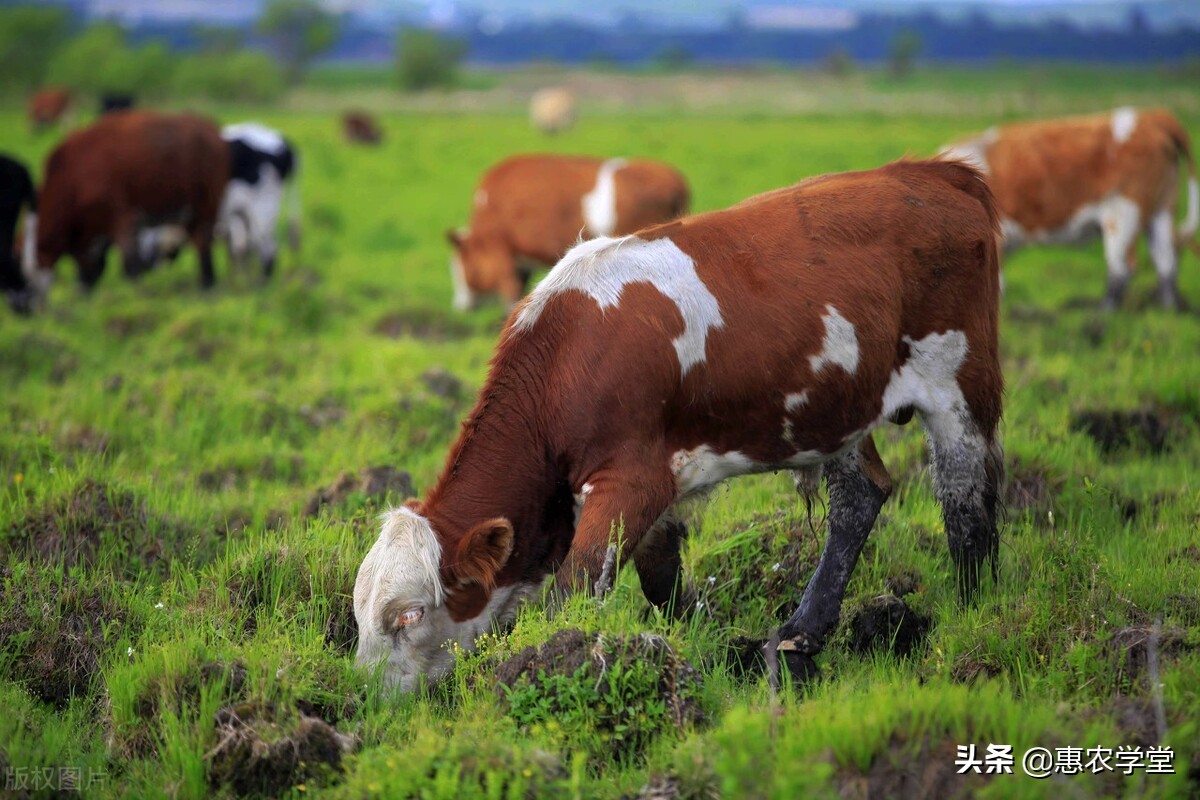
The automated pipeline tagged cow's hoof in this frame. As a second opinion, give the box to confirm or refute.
[778,650,821,685]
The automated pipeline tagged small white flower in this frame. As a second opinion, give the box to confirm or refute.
[127,647,134,657]
[154,602,164,609]
[707,576,716,585]
[771,562,781,572]
[695,601,704,610]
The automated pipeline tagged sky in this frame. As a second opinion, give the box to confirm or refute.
[72,0,1200,29]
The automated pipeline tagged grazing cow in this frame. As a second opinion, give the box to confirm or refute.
[943,107,1198,309]
[0,155,38,314]
[356,158,1005,692]
[530,87,577,135]
[99,92,136,114]
[218,122,301,277]
[33,110,230,295]
[343,111,382,145]
[27,87,71,132]
[447,154,691,310]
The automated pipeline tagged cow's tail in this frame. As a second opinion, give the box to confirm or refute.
[286,155,302,254]
[1153,110,1199,252]
[20,175,42,294]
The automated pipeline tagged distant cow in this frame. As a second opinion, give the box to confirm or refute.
[447,154,691,310]
[529,87,577,135]
[100,92,136,115]
[355,158,1005,692]
[343,112,382,145]
[27,88,71,132]
[943,107,1198,309]
[1,155,38,314]
[218,122,301,277]
[33,110,230,295]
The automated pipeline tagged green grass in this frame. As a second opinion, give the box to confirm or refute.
[1,75,1199,797]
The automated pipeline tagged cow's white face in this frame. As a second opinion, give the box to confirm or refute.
[353,507,525,692]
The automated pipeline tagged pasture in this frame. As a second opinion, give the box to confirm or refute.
[2,71,1199,798]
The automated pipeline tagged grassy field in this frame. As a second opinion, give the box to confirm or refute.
[2,70,1199,798]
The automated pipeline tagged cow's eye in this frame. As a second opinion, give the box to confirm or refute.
[395,607,424,627]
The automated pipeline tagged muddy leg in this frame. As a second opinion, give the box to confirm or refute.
[1147,209,1180,310]
[1101,202,1139,311]
[632,510,691,615]
[778,436,892,658]
[925,412,1003,602]
[193,228,216,290]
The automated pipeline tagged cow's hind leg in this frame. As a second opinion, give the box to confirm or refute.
[1148,209,1181,310]
[632,509,691,616]
[923,402,1003,603]
[777,436,891,659]
[192,227,217,289]
[1101,199,1140,311]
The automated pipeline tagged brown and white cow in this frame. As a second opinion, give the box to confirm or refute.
[943,107,1198,309]
[447,154,690,311]
[32,110,230,296]
[356,158,1004,692]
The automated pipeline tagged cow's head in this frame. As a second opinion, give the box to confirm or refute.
[445,228,518,311]
[354,506,524,692]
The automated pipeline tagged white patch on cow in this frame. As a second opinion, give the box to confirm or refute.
[940,127,997,173]
[474,189,488,209]
[450,253,475,311]
[809,305,859,375]
[878,330,970,444]
[1148,209,1177,283]
[1001,193,1140,252]
[582,157,627,237]
[1181,177,1199,241]
[573,482,594,525]
[221,122,287,155]
[781,391,810,446]
[219,165,285,266]
[514,235,724,377]
[670,445,754,496]
[1111,107,1138,144]
[354,506,541,692]
[20,211,38,280]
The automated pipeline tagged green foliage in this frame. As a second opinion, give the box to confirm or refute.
[0,5,71,94]
[257,0,340,83]
[888,29,923,79]
[394,28,467,92]
[44,24,174,97]
[171,50,286,104]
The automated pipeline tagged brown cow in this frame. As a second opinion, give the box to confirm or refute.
[943,107,1198,309]
[32,110,230,296]
[355,158,1004,692]
[343,111,382,145]
[28,87,71,132]
[447,154,690,310]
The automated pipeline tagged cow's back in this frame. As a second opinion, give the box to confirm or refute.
[614,160,690,232]
[986,110,1180,230]
[476,155,600,254]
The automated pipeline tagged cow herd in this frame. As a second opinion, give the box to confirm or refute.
[2,98,1195,695]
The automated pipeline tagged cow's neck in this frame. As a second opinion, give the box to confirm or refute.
[423,363,572,584]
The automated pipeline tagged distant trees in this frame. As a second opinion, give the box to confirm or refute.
[887,30,923,79]
[45,23,174,98]
[257,0,340,83]
[0,5,71,93]
[394,28,466,91]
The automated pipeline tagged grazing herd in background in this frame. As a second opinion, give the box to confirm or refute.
[2,88,1197,693]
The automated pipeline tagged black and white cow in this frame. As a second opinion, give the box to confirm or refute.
[0,154,38,314]
[218,122,300,277]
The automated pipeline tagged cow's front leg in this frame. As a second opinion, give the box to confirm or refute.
[778,436,892,662]
[555,465,675,599]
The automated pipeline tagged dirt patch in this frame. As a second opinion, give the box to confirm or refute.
[837,736,988,800]
[5,479,189,570]
[1006,305,1057,324]
[1164,595,1200,626]
[494,629,703,758]
[372,308,473,342]
[0,573,125,707]
[297,396,346,429]
[848,595,932,658]
[199,455,305,492]
[885,570,922,597]
[303,465,414,517]
[104,311,159,338]
[1167,544,1200,564]
[1004,459,1064,518]
[206,703,357,796]
[949,654,1001,684]
[420,366,464,399]
[1080,317,1107,347]
[1070,408,1171,455]
[55,423,112,457]
[323,589,358,655]
[1106,624,1194,692]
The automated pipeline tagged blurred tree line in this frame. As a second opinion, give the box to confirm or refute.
[0,0,344,103]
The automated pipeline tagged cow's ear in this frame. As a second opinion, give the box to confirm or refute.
[445,228,465,249]
[451,518,513,591]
